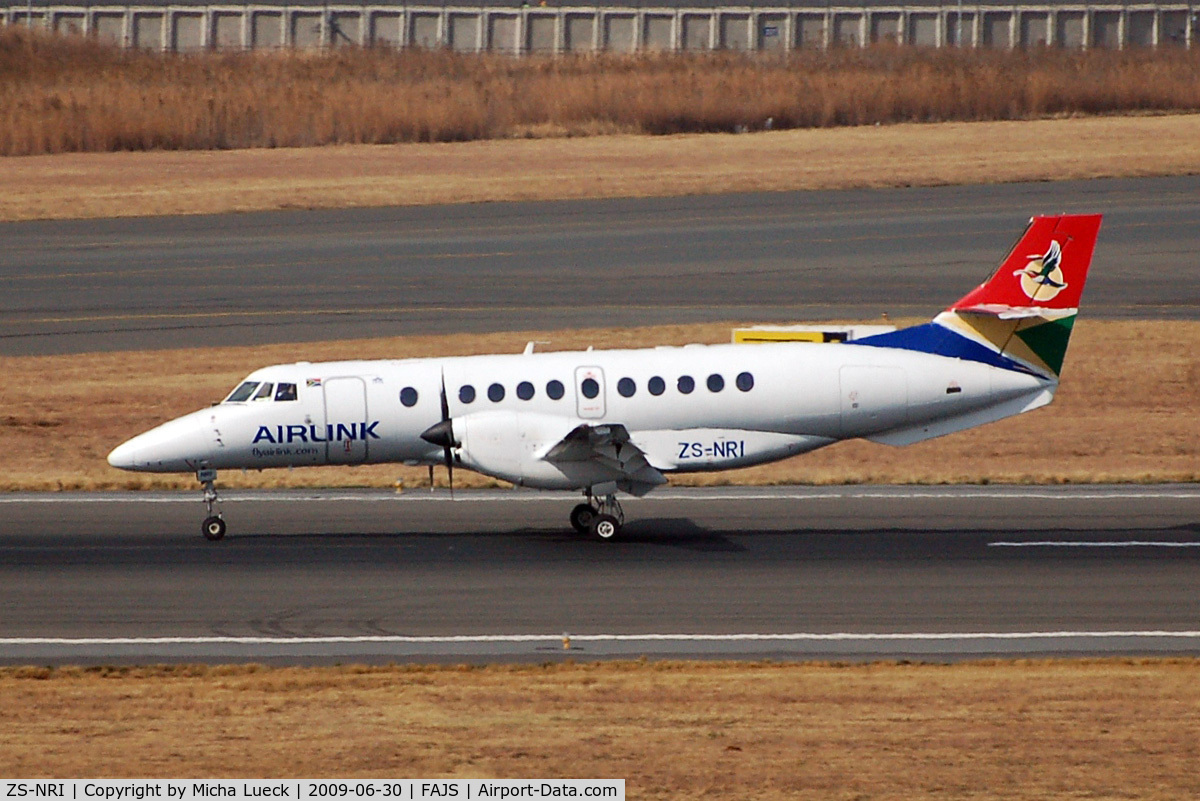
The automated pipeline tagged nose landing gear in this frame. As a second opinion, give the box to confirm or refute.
[198,468,226,541]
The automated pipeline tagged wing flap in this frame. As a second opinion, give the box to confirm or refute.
[541,423,667,494]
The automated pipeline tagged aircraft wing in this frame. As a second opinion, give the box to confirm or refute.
[540,422,667,496]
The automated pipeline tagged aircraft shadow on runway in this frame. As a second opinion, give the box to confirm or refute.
[10,517,1200,567]
[220,518,747,553]
[173,520,1200,563]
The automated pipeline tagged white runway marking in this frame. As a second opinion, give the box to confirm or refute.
[990,541,1200,548]
[4,487,1200,504]
[4,631,1200,646]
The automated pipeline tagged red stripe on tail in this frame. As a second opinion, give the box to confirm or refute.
[949,214,1102,312]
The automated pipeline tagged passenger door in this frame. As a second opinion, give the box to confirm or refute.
[324,376,369,464]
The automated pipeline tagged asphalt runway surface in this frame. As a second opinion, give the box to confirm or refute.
[4,175,1200,356]
[3,485,1200,664]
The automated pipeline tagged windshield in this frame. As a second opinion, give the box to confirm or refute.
[224,381,260,403]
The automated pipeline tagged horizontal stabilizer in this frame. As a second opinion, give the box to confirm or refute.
[953,304,1077,321]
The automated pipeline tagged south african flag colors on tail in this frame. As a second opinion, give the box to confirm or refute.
[858,214,1102,380]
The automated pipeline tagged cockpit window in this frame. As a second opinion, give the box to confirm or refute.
[275,382,298,401]
[253,382,274,401]
[225,381,260,403]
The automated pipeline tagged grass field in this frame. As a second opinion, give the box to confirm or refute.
[3,319,1199,491]
[2,660,1198,798]
[4,112,1200,222]
[6,29,1200,156]
[4,26,1200,222]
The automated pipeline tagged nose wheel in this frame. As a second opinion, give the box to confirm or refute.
[203,515,227,541]
[198,468,227,541]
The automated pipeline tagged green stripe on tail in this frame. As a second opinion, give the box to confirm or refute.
[1014,315,1076,377]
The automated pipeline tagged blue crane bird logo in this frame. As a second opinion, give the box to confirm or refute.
[1014,239,1067,301]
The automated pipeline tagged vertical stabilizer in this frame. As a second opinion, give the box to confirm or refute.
[857,214,1102,379]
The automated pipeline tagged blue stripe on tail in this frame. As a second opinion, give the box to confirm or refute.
[854,323,1041,376]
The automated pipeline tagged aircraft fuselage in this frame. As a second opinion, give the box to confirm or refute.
[109,339,1051,489]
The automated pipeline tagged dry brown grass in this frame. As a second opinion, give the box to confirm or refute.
[1,659,1198,798]
[2,319,1199,492]
[5,28,1200,156]
[5,113,1200,221]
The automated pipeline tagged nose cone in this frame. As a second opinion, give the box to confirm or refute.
[107,411,214,473]
[107,439,140,470]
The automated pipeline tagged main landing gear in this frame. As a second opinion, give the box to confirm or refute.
[198,468,227,541]
[569,488,625,541]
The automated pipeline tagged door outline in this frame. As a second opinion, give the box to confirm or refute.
[323,376,369,464]
[574,365,606,419]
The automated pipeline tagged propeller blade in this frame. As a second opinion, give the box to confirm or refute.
[433,370,455,498]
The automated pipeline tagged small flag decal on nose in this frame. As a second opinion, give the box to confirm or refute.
[306,378,322,387]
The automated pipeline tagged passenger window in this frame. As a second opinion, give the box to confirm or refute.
[617,377,636,398]
[225,381,259,403]
[275,383,297,401]
[581,378,600,399]
[400,387,419,407]
[488,383,505,402]
[517,381,535,401]
[677,376,695,394]
[707,374,725,393]
[459,385,476,404]
[736,372,754,392]
[253,382,274,401]
[648,376,665,396]
[547,380,565,400]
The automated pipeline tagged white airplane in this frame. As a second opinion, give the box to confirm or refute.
[108,214,1101,541]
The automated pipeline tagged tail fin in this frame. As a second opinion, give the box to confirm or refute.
[952,214,1101,315]
[858,214,1102,379]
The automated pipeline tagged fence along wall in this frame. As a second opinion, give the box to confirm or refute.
[4,3,1196,51]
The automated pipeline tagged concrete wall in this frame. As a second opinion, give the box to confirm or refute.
[4,3,1194,51]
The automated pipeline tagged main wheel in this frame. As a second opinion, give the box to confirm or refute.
[569,503,596,534]
[202,516,227,541]
[589,513,621,542]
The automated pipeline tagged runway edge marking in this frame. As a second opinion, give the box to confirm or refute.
[6,487,1200,504]
[990,541,1200,548]
[6,631,1200,646]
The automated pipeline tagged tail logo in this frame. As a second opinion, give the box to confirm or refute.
[1013,240,1067,301]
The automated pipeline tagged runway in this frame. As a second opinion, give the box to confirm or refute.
[2,486,1199,664]
[4,179,1200,665]
[3,175,1200,355]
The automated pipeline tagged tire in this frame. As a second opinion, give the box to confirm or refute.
[569,503,596,534]
[202,516,227,541]
[590,513,621,542]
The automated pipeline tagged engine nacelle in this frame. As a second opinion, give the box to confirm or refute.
[454,411,624,490]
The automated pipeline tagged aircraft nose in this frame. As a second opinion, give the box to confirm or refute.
[106,411,215,473]
[107,439,139,470]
